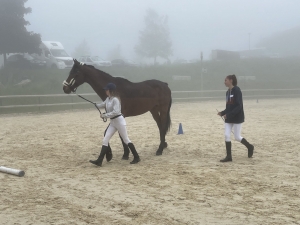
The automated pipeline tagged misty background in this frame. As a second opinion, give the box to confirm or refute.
[1,0,300,114]
[23,0,300,62]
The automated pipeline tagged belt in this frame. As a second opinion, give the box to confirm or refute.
[111,114,123,119]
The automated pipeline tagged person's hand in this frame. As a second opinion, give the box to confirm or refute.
[223,114,227,119]
[100,113,106,119]
[217,112,222,116]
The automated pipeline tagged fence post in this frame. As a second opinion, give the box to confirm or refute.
[38,96,40,113]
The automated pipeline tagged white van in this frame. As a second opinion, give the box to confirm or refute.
[37,41,73,69]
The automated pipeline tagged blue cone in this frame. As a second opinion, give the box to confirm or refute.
[177,123,183,135]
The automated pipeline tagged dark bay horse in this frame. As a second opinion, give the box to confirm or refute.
[63,59,172,159]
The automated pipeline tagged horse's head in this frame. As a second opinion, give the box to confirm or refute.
[63,59,86,94]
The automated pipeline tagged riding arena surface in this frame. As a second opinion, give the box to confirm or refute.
[0,98,299,225]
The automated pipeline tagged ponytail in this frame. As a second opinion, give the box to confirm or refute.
[110,89,121,103]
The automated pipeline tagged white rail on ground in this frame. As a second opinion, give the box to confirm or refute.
[0,89,299,110]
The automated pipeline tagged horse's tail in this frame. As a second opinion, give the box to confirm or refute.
[166,97,172,133]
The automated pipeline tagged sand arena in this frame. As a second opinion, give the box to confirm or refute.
[0,98,299,225]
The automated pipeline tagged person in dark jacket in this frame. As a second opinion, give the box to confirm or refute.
[217,74,254,162]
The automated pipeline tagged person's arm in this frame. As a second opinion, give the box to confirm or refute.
[226,89,243,119]
[96,98,106,109]
[220,91,228,116]
[103,98,121,118]
[220,109,227,116]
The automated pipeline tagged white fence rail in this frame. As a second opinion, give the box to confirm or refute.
[0,89,300,113]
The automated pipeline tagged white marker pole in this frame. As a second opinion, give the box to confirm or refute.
[0,166,25,177]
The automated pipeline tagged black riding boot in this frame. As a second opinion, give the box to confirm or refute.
[104,127,113,162]
[128,143,140,164]
[106,144,113,162]
[220,142,232,162]
[89,145,108,166]
[121,138,130,160]
[241,138,254,158]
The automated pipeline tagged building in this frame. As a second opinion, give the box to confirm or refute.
[211,49,240,61]
[238,48,268,59]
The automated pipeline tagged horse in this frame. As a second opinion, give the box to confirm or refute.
[63,59,172,160]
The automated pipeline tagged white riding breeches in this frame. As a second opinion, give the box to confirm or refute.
[102,116,131,146]
[224,123,243,142]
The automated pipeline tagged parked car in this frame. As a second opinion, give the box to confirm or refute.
[173,59,193,64]
[111,59,139,67]
[6,53,46,69]
[111,59,126,67]
[126,60,139,67]
[77,56,93,65]
[78,56,111,67]
[91,56,112,67]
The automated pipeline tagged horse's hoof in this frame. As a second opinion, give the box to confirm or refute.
[130,157,140,164]
[156,150,163,156]
[164,142,168,148]
[122,155,129,160]
[89,160,102,166]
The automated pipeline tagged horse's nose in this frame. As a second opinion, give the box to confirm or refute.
[63,85,71,94]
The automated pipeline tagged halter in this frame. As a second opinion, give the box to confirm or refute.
[63,78,77,92]
[63,67,107,122]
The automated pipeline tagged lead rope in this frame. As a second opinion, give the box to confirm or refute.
[75,93,107,122]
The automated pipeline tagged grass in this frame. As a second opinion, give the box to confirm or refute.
[0,57,300,96]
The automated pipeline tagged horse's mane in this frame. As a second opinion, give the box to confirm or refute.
[84,64,111,76]
[83,64,131,83]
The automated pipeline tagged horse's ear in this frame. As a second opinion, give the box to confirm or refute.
[73,58,79,65]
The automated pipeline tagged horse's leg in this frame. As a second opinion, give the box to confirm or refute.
[154,99,172,155]
[150,107,166,155]
[156,113,168,155]
[104,124,113,162]
[119,133,130,160]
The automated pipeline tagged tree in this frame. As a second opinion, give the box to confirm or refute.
[107,45,122,60]
[72,39,91,58]
[0,0,41,65]
[135,9,172,64]
[256,26,300,57]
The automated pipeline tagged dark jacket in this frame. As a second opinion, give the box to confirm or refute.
[221,86,244,123]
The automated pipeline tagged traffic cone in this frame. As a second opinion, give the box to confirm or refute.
[177,123,183,135]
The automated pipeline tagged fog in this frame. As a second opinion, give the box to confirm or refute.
[25,0,300,62]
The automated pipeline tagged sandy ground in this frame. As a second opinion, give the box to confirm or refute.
[0,98,299,225]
